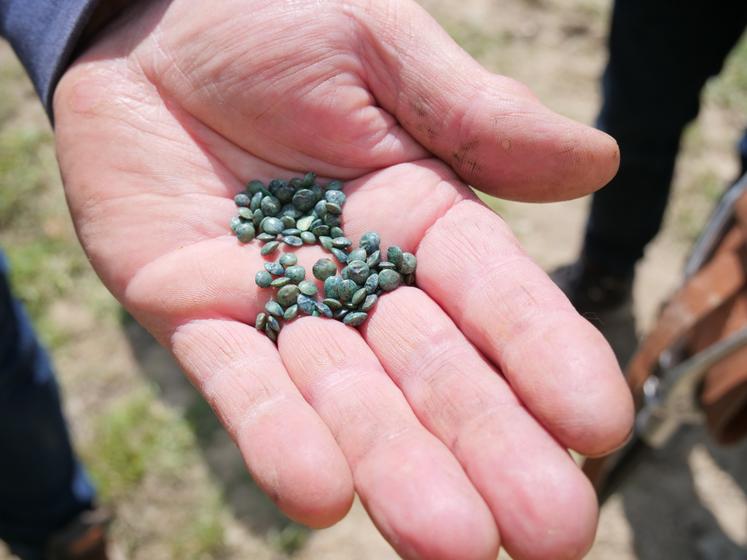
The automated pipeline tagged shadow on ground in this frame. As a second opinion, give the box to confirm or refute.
[119,312,310,553]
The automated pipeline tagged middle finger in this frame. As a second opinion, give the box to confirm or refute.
[278,317,499,560]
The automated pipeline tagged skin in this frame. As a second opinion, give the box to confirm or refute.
[53,1,634,558]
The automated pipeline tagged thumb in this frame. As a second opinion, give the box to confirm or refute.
[354,0,619,202]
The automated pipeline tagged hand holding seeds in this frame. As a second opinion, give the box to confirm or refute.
[54,1,632,558]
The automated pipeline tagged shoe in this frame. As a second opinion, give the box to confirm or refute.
[551,258,633,315]
[45,508,111,560]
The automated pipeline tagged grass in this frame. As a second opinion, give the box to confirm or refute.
[84,388,229,558]
[83,388,194,500]
[707,32,747,114]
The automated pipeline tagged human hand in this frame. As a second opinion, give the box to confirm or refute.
[53,1,632,558]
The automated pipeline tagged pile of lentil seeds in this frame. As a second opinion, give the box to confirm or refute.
[230,173,416,341]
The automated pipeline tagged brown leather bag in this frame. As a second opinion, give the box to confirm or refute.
[583,186,747,492]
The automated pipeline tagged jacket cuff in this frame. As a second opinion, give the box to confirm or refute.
[0,0,102,121]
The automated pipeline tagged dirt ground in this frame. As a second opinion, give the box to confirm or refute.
[2,0,747,558]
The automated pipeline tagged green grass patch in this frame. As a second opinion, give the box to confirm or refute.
[5,237,88,321]
[707,33,747,114]
[0,126,54,229]
[84,388,194,501]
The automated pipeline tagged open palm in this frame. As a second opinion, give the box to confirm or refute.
[54,1,632,558]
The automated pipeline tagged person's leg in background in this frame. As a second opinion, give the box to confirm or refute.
[0,251,107,560]
[555,0,747,313]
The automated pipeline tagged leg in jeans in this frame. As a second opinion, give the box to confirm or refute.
[583,0,747,277]
[0,251,95,559]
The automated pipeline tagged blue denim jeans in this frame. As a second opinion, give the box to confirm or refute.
[0,252,95,558]
[583,0,747,276]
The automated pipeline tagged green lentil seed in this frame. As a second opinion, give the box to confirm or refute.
[316,301,334,318]
[325,202,342,215]
[264,262,285,276]
[282,235,303,247]
[261,196,281,216]
[399,252,417,275]
[360,294,378,312]
[253,209,264,228]
[289,177,303,189]
[284,265,306,283]
[255,270,272,288]
[255,312,268,330]
[313,200,327,218]
[270,276,292,288]
[311,224,330,237]
[319,236,333,250]
[324,214,341,227]
[322,298,342,311]
[324,276,342,298]
[257,231,274,241]
[301,171,316,187]
[250,191,264,211]
[234,193,251,207]
[261,241,280,255]
[339,279,359,302]
[348,248,367,263]
[297,294,317,315]
[236,222,256,242]
[265,300,284,317]
[267,315,280,332]
[298,280,318,296]
[345,260,369,284]
[335,308,349,320]
[281,204,302,219]
[264,325,278,342]
[300,231,316,244]
[275,183,296,203]
[247,180,265,194]
[230,216,242,233]
[366,250,381,268]
[377,261,396,270]
[331,248,348,264]
[387,246,404,268]
[330,227,344,238]
[359,232,380,254]
[364,273,379,293]
[238,207,253,220]
[343,312,368,327]
[378,269,401,291]
[312,258,337,280]
[261,217,284,235]
[296,215,314,231]
[279,253,298,267]
[283,304,299,320]
[351,287,367,307]
[325,180,343,191]
[292,189,317,211]
[324,190,346,206]
[281,216,296,229]
[277,284,300,307]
